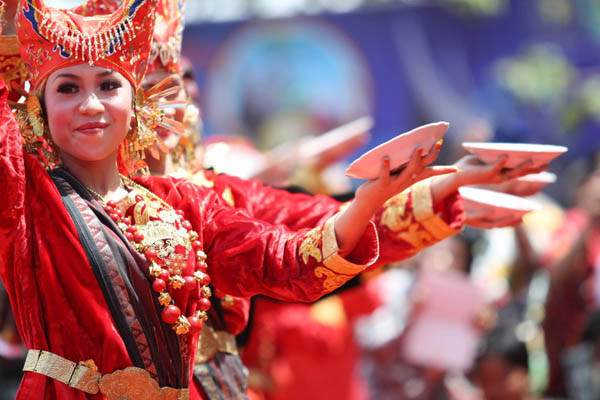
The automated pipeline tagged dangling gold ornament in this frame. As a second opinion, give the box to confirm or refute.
[120,76,186,176]
[14,95,59,169]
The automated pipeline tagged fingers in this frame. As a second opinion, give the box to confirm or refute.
[378,156,391,186]
[420,165,460,180]
[402,146,424,181]
[491,155,509,172]
[421,139,444,165]
[466,214,524,229]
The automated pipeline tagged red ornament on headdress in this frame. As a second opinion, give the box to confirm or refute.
[15,0,159,91]
[148,0,184,73]
[0,35,28,103]
[72,0,184,74]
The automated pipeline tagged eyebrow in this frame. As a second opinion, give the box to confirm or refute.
[54,70,116,80]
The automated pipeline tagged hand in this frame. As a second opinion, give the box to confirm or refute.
[334,141,458,256]
[354,140,458,214]
[431,155,549,204]
[454,155,549,187]
[464,209,524,229]
[479,179,545,198]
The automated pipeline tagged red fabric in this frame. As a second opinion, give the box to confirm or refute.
[197,171,464,335]
[137,174,379,302]
[205,170,465,269]
[0,75,138,399]
[542,208,599,396]
[241,280,383,400]
[0,68,379,398]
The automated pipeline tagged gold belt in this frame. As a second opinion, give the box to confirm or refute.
[195,325,238,364]
[23,350,189,400]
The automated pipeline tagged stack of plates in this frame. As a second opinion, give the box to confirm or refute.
[459,187,540,220]
[462,142,567,168]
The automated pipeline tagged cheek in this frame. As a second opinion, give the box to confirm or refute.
[106,95,133,139]
[45,99,77,143]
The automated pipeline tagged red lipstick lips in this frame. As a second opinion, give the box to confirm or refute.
[76,122,108,134]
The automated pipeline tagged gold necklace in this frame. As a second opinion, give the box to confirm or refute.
[85,177,128,203]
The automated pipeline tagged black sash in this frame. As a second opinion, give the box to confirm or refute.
[49,169,187,388]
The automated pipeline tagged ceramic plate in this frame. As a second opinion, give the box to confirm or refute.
[462,142,567,168]
[345,121,449,180]
[459,187,540,220]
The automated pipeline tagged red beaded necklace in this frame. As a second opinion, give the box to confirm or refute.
[87,176,211,335]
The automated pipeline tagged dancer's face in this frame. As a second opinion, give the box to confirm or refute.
[44,63,133,163]
[141,67,186,150]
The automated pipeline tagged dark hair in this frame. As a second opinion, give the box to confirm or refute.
[477,322,529,369]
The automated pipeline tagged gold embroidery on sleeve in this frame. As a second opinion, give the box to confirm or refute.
[395,224,435,249]
[314,267,352,291]
[412,179,435,222]
[299,227,323,264]
[221,187,235,207]
[381,191,411,232]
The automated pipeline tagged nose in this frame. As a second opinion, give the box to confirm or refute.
[78,92,104,115]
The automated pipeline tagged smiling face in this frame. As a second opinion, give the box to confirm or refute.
[44,63,134,164]
[141,67,186,151]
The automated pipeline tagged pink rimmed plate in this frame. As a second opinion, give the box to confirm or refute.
[345,121,449,180]
[459,187,540,220]
[462,142,567,168]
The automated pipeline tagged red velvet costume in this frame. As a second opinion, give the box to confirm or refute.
[187,169,465,336]
[0,70,384,398]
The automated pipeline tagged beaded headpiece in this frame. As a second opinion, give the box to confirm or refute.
[73,0,184,74]
[15,0,158,91]
[148,0,184,73]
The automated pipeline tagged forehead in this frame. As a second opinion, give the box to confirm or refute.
[47,64,123,82]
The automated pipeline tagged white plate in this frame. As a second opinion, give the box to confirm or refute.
[462,142,567,168]
[345,121,449,180]
[487,171,557,197]
[517,171,557,184]
[459,187,540,220]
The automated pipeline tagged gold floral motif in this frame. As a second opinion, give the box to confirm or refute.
[220,295,235,309]
[195,325,238,364]
[133,201,150,225]
[380,191,411,232]
[158,292,172,306]
[299,227,323,264]
[411,179,434,222]
[173,316,191,335]
[395,223,435,250]
[169,275,185,289]
[148,262,161,278]
[314,267,351,292]
[98,367,188,400]
[165,253,186,276]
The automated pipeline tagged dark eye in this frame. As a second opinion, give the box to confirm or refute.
[101,80,122,91]
[57,83,78,94]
